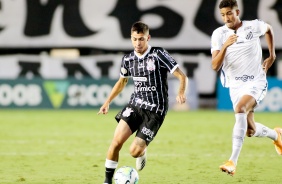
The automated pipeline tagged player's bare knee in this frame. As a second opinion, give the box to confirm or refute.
[235,105,247,114]
[129,146,144,158]
[110,140,123,151]
[130,148,142,158]
[246,128,256,137]
[130,152,139,158]
[129,137,146,157]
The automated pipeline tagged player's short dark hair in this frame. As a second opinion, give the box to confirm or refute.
[131,21,149,34]
[219,0,238,9]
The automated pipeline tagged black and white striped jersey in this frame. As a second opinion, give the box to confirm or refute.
[120,45,179,115]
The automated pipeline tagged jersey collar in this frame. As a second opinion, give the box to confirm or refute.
[134,45,152,59]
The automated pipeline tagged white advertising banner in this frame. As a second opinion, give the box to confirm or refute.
[0,0,281,49]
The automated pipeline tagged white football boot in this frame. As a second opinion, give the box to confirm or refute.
[136,149,147,171]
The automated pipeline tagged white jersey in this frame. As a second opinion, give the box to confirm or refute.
[211,19,268,88]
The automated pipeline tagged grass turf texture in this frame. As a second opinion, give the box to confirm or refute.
[0,109,281,184]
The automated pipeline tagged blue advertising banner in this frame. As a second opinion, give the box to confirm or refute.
[0,78,133,109]
[217,77,282,112]
[0,78,195,110]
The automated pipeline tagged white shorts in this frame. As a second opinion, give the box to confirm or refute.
[229,80,268,110]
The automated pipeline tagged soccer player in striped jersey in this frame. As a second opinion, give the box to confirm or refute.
[98,21,188,184]
[211,0,281,176]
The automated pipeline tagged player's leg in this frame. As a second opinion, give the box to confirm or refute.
[246,111,277,139]
[220,95,255,175]
[243,79,282,155]
[246,110,256,136]
[131,109,165,171]
[229,95,255,164]
[246,111,282,155]
[130,137,147,158]
[104,119,132,184]
[130,137,147,171]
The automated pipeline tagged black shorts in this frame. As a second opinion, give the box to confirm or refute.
[115,104,165,145]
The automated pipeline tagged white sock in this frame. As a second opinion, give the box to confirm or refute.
[105,159,118,169]
[229,113,247,165]
[252,122,278,141]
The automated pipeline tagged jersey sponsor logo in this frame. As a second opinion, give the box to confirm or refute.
[244,26,252,31]
[122,107,134,117]
[135,98,157,107]
[222,30,229,34]
[235,75,254,82]
[134,82,156,92]
[236,41,244,44]
[141,127,154,139]
[133,77,147,82]
[250,90,257,96]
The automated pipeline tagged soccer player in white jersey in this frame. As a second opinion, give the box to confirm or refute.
[98,21,188,184]
[211,0,281,176]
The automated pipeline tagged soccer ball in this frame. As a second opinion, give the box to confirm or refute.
[114,166,139,184]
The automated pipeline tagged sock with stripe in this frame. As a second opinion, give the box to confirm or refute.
[104,159,118,184]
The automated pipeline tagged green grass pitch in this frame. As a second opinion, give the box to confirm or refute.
[0,109,281,184]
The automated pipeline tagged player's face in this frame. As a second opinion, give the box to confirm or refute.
[131,31,150,56]
[220,7,240,29]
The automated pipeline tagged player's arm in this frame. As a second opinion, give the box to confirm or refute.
[172,67,188,104]
[262,23,276,73]
[97,77,128,115]
[211,34,238,71]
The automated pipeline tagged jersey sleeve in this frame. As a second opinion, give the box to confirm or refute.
[156,48,179,74]
[254,19,268,36]
[211,29,222,54]
[119,55,131,78]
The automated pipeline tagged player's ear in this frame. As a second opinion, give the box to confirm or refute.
[147,35,151,41]
[236,9,240,16]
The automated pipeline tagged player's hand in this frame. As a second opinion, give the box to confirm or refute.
[176,95,186,104]
[262,56,275,73]
[97,103,110,115]
[224,34,238,47]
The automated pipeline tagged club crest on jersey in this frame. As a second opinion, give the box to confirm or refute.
[122,107,134,117]
[146,59,155,71]
[246,31,253,40]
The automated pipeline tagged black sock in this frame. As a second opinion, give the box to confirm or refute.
[104,167,115,184]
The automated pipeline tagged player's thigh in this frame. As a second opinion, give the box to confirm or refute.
[231,83,266,112]
[113,119,133,144]
[235,95,256,113]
